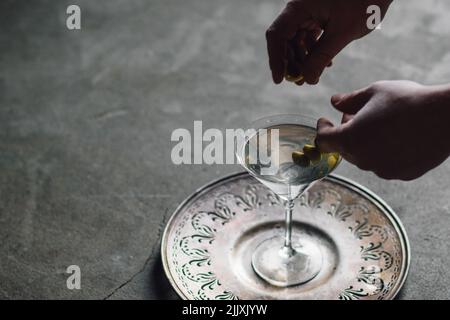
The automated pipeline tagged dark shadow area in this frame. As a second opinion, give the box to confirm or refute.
[394,281,408,300]
[394,289,405,300]
[148,250,180,300]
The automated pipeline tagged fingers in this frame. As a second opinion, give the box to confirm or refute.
[304,29,322,50]
[315,117,349,154]
[266,29,287,84]
[316,118,364,170]
[293,30,331,86]
[331,86,372,114]
[285,39,304,81]
[266,2,309,84]
[341,113,354,124]
[301,32,350,84]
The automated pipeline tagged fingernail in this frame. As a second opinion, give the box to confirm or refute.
[273,75,283,84]
[305,75,320,85]
[331,94,344,105]
[316,117,333,130]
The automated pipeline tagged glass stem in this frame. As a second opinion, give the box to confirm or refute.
[284,198,295,255]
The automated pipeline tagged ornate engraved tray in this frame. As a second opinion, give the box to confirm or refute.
[161,172,410,300]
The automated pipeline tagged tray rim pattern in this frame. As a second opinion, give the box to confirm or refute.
[161,172,411,300]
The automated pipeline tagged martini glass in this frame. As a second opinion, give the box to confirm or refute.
[236,114,341,287]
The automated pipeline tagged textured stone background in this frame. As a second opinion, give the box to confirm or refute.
[1,0,450,299]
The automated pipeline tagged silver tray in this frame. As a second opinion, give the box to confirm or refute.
[161,172,410,300]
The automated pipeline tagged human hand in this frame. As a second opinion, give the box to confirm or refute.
[316,80,450,180]
[266,0,393,85]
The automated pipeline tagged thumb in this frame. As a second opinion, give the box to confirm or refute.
[331,86,371,114]
[315,117,348,153]
[302,32,350,84]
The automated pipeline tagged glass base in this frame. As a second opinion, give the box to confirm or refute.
[251,235,323,287]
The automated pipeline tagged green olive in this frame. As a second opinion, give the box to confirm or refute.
[292,151,310,167]
[302,144,322,164]
[285,74,304,82]
[327,154,338,169]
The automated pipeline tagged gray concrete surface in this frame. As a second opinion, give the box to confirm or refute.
[1,0,450,299]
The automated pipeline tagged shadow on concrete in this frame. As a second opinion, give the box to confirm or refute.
[394,287,406,300]
[148,250,180,300]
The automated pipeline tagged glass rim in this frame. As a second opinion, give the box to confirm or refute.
[247,113,319,130]
[235,113,320,164]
